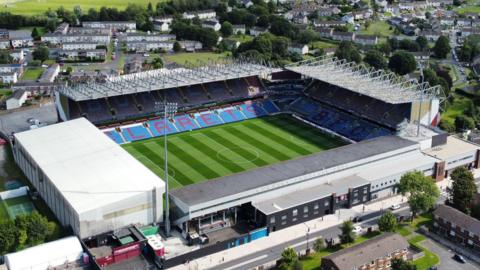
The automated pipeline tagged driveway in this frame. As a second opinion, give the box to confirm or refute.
[421,239,479,270]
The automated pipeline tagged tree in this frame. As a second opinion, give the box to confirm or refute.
[439,120,455,133]
[472,203,480,220]
[364,20,371,30]
[151,57,163,69]
[449,167,478,214]
[31,27,41,41]
[398,171,440,218]
[364,49,387,70]
[0,220,17,254]
[335,41,361,63]
[433,36,451,59]
[388,51,417,75]
[281,247,298,267]
[391,258,417,270]
[454,115,475,132]
[0,51,13,64]
[173,41,182,52]
[339,220,355,244]
[313,237,325,252]
[32,45,49,63]
[378,211,397,232]
[415,36,428,51]
[66,66,73,74]
[220,21,233,37]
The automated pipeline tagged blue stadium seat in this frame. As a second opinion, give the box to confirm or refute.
[148,118,179,137]
[219,108,246,123]
[195,112,223,128]
[261,100,280,114]
[104,130,125,144]
[122,125,152,142]
[174,115,200,132]
[240,102,268,119]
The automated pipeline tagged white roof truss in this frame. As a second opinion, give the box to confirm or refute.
[286,56,441,104]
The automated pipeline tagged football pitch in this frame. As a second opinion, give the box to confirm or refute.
[123,114,347,189]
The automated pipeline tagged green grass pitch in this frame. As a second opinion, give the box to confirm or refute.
[122,114,347,189]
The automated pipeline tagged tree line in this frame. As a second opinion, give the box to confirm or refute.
[0,211,59,255]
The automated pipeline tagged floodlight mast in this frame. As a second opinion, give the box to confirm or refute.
[155,100,178,237]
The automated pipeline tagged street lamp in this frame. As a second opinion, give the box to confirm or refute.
[306,228,311,255]
[155,100,178,237]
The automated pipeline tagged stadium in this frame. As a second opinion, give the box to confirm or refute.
[12,56,480,268]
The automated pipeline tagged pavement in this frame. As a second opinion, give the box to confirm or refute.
[169,176,478,270]
[421,239,479,270]
[170,193,410,270]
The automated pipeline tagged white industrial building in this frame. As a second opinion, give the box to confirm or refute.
[13,118,165,238]
[4,236,84,270]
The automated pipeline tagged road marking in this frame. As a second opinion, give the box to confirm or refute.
[222,254,268,270]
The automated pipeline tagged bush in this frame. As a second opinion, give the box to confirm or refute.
[29,60,41,66]
[438,120,455,133]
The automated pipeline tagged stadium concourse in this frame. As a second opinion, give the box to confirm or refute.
[12,56,480,268]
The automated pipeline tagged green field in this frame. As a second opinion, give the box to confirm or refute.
[21,67,44,81]
[359,21,394,37]
[1,0,165,15]
[164,52,230,67]
[123,115,346,188]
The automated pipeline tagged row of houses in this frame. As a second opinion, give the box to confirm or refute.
[0,64,24,85]
[317,28,378,45]
[41,33,111,46]
[0,36,33,49]
[126,40,203,53]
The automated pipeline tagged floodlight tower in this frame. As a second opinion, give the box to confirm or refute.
[155,100,178,237]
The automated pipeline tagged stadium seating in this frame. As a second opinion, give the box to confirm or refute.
[69,76,269,124]
[239,101,268,119]
[104,130,125,144]
[104,100,278,143]
[195,112,224,128]
[136,91,161,114]
[217,107,246,123]
[184,84,210,105]
[290,97,393,142]
[174,115,200,132]
[79,99,112,123]
[308,82,411,129]
[147,118,179,137]
[109,95,138,119]
[122,124,152,142]
[205,81,232,100]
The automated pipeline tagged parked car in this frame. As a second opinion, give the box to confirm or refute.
[352,216,363,223]
[453,254,466,263]
[390,204,401,210]
[353,225,363,234]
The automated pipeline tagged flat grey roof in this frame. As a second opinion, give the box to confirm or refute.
[253,175,368,215]
[170,136,416,207]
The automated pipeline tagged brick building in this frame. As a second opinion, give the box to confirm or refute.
[321,233,410,270]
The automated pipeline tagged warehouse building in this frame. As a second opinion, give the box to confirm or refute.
[13,118,165,238]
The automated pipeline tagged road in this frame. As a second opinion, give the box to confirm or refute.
[208,207,410,270]
[421,239,479,270]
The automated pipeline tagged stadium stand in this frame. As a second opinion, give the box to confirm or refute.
[289,97,392,141]
[104,100,278,143]
[67,77,267,124]
[147,118,179,137]
[307,82,411,129]
[204,81,232,100]
[122,124,152,142]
